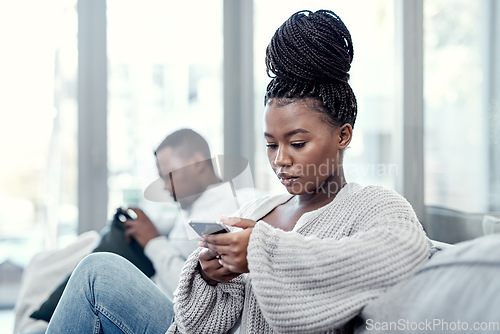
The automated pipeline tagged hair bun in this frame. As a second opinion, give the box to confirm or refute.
[266,10,354,84]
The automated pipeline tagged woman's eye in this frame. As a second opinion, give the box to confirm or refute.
[291,142,306,148]
[266,143,278,149]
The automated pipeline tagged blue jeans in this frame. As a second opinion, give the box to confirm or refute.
[45,253,175,334]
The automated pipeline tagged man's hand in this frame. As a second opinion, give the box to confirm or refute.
[199,217,256,274]
[198,248,240,285]
[123,208,160,248]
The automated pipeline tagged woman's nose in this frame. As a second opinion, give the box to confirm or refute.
[274,146,292,167]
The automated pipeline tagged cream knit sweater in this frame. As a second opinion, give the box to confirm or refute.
[166,183,430,334]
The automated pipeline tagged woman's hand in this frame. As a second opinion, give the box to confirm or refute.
[199,217,256,274]
[198,248,240,285]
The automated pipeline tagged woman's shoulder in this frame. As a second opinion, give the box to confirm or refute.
[343,182,410,204]
[237,192,292,219]
[336,182,415,218]
[331,183,423,234]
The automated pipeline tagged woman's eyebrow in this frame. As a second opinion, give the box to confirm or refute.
[264,128,310,139]
[285,128,310,137]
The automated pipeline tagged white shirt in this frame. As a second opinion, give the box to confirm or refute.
[145,182,257,299]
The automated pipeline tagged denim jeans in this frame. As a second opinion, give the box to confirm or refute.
[45,253,175,334]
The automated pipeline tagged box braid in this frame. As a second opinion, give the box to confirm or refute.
[265,10,357,128]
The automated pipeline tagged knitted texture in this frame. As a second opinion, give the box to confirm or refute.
[167,183,429,334]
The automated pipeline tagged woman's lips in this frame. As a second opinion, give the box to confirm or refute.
[277,173,299,186]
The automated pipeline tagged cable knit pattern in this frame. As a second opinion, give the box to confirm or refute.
[166,183,429,334]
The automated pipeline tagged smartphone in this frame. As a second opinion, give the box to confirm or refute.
[116,207,138,223]
[188,220,230,236]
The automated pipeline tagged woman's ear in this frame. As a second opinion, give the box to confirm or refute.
[338,123,353,149]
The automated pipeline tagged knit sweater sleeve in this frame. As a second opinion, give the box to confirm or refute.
[166,247,245,334]
[246,188,429,333]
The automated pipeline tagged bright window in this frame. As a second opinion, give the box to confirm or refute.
[0,0,78,254]
[107,0,224,215]
[424,0,488,212]
[0,0,78,312]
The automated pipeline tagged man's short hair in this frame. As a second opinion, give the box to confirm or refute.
[154,129,211,160]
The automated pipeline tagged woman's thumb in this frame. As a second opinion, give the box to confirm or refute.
[220,216,256,229]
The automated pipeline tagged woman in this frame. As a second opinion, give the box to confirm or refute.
[45,10,429,334]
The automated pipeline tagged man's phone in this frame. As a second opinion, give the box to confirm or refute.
[116,207,138,223]
[188,220,230,236]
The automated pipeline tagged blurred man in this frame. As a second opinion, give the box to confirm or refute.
[26,128,252,326]
[122,128,242,296]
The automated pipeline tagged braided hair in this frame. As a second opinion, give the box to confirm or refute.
[265,10,357,128]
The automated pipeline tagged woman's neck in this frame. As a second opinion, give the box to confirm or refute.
[295,173,347,209]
